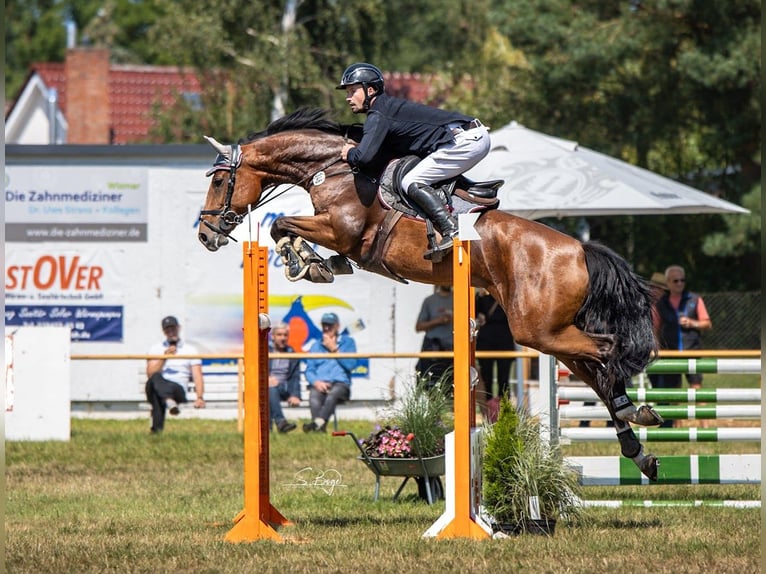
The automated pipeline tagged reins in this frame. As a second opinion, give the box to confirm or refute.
[254,157,349,210]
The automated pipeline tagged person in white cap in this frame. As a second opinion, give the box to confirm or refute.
[302,312,358,432]
[145,315,205,433]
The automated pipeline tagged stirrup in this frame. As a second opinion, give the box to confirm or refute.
[423,235,455,262]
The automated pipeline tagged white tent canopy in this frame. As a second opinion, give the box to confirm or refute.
[465,121,749,220]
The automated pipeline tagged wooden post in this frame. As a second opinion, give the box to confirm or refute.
[225,242,289,542]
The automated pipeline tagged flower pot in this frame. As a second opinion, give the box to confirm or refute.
[357,454,445,504]
[357,454,445,477]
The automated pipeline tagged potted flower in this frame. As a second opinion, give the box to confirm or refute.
[482,397,583,535]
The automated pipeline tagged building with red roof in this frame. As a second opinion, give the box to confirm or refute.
[5,47,439,145]
[5,47,201,145]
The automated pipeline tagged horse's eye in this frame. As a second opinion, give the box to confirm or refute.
[213,176,225,187]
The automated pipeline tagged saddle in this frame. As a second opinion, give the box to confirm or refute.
[378,156,502,219]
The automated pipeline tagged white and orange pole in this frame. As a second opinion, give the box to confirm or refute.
[425,220,492,540]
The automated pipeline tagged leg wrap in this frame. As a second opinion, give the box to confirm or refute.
[617,427,641,459]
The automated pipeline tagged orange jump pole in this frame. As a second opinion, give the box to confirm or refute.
[424,236,492,540]
[225,241,289,543]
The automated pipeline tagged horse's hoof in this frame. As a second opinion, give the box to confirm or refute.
[616,404,664,426]
[633,405,664,426]
[326,255,354,275]
[635,452,659,481]
[307,263,334,283]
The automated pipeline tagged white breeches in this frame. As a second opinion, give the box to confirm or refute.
[401,125,490,190]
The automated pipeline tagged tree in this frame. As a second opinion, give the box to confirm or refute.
[5,0,168,101]
[490,0,760,291]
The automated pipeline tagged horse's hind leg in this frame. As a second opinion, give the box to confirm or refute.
[563,359,660,481]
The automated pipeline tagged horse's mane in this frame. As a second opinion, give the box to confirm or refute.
[240,108,361,144]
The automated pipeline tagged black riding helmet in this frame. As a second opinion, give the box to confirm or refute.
[336,63,385,111]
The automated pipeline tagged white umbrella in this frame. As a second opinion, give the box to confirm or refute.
[466,121,749,219]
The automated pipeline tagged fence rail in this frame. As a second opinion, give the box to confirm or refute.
[70,349,760,361]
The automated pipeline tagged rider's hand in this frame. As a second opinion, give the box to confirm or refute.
[341,143,356,161]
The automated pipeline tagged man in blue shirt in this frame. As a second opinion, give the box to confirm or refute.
[303,312,358,432]
[337,62,490,260]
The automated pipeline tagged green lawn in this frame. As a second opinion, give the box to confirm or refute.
[5,415,761,574]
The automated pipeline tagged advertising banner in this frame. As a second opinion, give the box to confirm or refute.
[5,166,148,242]
[5,248,125,342]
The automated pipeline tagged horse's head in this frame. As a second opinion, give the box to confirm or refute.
[198,135,259,251]
[198,108,356,251]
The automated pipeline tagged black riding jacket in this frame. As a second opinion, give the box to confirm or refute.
[345,93,473,169]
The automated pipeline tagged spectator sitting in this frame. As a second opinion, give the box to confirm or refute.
[268,322,301,433]
[303,313,358,433]
[145,315,205,433]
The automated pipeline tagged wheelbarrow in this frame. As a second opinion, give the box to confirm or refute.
[332,430,445,505]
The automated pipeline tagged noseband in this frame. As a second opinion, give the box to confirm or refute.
[199,144,243,241]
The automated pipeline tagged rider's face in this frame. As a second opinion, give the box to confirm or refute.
[345,84,371,113]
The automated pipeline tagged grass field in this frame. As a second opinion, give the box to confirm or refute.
[6,394,762,574]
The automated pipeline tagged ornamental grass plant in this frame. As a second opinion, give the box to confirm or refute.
[483,397,584,533]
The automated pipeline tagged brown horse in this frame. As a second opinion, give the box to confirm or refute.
[198,108,663,480]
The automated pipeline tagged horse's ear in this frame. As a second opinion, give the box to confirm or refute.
[204,135,230,158]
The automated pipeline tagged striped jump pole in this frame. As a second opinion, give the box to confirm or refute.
[559,404,761,421]
[579,499,761,509]
[561,427,761,442]
[645,357,760,374]
[566,454,761,486]
[559,387,761,403]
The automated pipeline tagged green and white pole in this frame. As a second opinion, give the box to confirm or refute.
[645,358,760,374]
[566,454,761,486]
[561,427,761,442]
[579,499,760,509]
[559,387,761,403]
[560,404,761,420]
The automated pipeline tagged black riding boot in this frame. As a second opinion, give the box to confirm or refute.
[407,183,459,259]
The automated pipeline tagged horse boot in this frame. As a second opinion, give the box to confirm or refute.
[275,237,309,281]
[406,183,458,261]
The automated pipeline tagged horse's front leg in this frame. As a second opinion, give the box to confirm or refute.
[271,214,355,283]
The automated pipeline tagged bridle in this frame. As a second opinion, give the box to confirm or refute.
[200,139,350,241]
[199,144,244,241]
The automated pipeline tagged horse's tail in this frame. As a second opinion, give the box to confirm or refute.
[575,242,657,389]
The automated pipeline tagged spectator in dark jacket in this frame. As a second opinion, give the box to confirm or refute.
[652,265,713,427]
[268,322,301,433]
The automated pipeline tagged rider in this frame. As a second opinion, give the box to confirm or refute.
[337,62,491,260]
